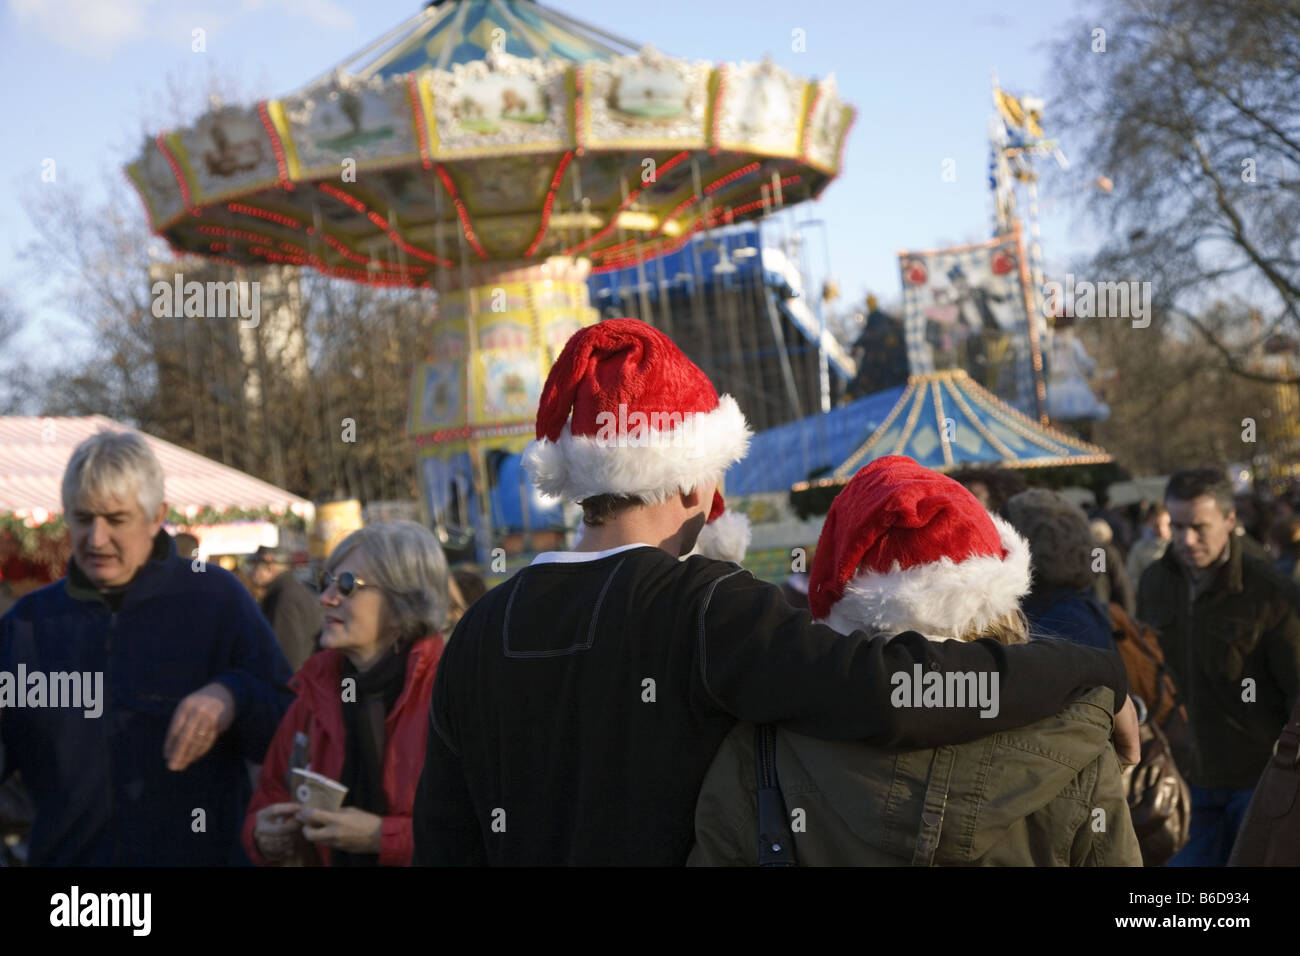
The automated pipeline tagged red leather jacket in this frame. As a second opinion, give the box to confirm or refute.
[242,635,443,866]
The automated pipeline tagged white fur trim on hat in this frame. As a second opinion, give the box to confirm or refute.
[690,509,752,564]
[820,514,1031,641]
[522,394,752,504]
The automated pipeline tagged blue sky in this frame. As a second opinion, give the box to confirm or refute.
[0,0,1109,358]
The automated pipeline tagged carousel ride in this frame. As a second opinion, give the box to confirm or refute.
[126,0,855,561]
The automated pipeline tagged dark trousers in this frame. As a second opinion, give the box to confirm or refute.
[1167,786,1254,867]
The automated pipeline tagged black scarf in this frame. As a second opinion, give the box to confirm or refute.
[334,643,411,867]
[67,530,173,612]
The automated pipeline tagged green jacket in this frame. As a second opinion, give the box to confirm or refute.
[689,687,1140,866]
[1136,533,1300,789]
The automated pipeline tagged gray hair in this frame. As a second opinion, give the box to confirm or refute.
[327,521,451,647]
[62,430,166,519]
[1002,488,1095,593]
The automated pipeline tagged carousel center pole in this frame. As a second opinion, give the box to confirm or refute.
[453,223,495,569]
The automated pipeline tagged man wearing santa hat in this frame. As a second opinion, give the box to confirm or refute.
[690,456,1141,865]
[412,319,1137,865]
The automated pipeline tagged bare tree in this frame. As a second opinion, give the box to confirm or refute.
[0,289,39,414]
[1050,0,1300,382]
[14,65,439,506]
[1078,303,1283,473]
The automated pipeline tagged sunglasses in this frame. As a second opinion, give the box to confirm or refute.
[318,570,377,598]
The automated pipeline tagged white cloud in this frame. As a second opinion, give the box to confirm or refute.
[9,0,154,57]
[8,0,353,60]
[280,0,353,31]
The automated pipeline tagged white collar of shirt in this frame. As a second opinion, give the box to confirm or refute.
[529,543,654,565]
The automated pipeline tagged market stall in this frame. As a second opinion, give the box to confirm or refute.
[0,416,314,594]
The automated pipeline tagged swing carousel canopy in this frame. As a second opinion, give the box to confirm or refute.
[125,0,855,287]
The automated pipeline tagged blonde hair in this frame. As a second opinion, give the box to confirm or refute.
[443,573,468,631]
[956,608,1029,645]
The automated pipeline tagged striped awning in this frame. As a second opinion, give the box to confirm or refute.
[795,369,1111,491]
[726,369,1112,496]
[0,416,313,519]
[349,0,636,79]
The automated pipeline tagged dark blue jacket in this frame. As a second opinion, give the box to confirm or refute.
[1023,588,1117,652]
[0,532,293,865]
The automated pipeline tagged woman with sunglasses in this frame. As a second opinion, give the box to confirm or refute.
[241,521,455,866]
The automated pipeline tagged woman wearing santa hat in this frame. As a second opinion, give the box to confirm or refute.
[412,320,1137,866]
[690,455,1142,866]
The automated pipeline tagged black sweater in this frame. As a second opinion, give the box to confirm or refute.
[412,547,1129,866]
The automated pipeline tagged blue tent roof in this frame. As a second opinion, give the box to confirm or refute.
[728,369,1111,495]
[727,386,903,495]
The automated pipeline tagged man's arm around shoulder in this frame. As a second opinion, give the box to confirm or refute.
[696,568,1131,749]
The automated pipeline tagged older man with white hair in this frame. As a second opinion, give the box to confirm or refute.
[0,430,293,865]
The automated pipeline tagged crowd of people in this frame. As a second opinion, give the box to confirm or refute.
[1,318,1296,867]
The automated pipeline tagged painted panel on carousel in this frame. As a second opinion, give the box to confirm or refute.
[413,361,466,433]
[714,59,806,158]
[432,318,470,363]
[567,153,630,207]
[177,105,280,203]
[127,138,189,229]
[473,213,546,260]
[429,51,571,158]
[275,73,419,180]
[583,46,712,149]
[537,311,591,355]
[898,233,1037,415]
[478,312,535,351]
[802,76,852,173]
[478,283,531,314]
[452,155,555,213]
[367,167,440,222]
[437,291,469,322]
[476,351,546,424]
[533,281,585,311]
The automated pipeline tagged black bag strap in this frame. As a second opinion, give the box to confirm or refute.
[755,724,796,867]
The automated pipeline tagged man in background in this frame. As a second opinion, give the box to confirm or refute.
[247,545,321,673]
[1137,467,1300,865]
[0,431,292,865]
[174,531,200,563]
[1126,502,1170,585]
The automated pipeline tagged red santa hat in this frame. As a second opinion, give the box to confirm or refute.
[808,455,1031,639]
[523,318,753,548]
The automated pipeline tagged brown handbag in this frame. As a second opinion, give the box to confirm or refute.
[1121,697,1192,867]
[1111,604,1192,866]
[1110,603,1189,753]
[1228,698,1300,866]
